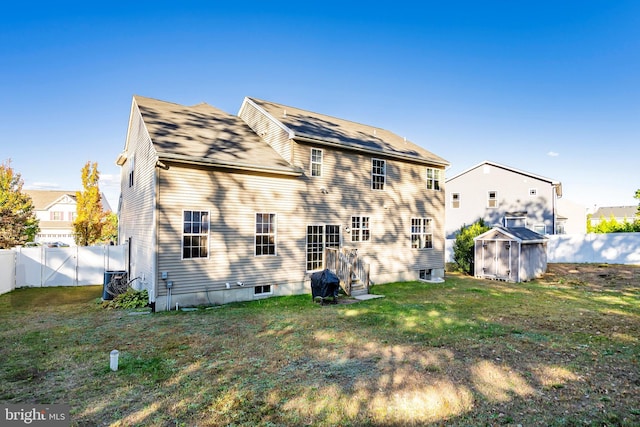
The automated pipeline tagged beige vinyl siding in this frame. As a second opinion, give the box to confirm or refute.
[155,164,309,297]
[118,105,158,297]
[291,141,446,281]
[239,100,292,163]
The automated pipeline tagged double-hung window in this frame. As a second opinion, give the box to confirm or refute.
[372,159,386,190]
[350,216,370,242]
[451,193,460,208]
[411,217,433,249]
[183,210,209,259]
[426,168,441,191]
[128,155,135,188]
[488,191,498,208]
[311,148,323,177]
[255,213,276,256]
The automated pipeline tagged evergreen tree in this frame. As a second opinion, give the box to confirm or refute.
[73,162,104,246]
[0,160,39,248]
[453,219,491,274]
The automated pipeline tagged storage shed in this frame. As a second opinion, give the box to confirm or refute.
[474,227,547,282]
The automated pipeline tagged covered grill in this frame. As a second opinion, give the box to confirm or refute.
[310,269,341,304]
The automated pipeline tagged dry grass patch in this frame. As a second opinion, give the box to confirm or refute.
[1,264,639,426]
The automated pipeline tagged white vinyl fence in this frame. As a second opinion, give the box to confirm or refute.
[3,245,126,292]
[446,233,640,265]
[0,250,16,295]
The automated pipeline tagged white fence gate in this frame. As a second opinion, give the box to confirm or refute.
[7,245,127,290]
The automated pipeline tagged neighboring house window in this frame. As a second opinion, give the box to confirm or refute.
[533,224,546,234]
[182,210,209,259]
[451,193,460,209]
[505,216,527,228]
[311,148,323,177]
[411,218,433,249]
[351,216,370,242]
[50,211,63,221]
[128,155,135,188]
[372,159,386,190]
[487,191,498,208]
[68,212,77,221]
[255,213,277,256]
[529,188,537,196]
[556,220,566,234]
[254,285,272,296]
[426,168,441,191]
[306,224,340,271]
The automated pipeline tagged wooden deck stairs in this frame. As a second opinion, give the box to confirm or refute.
[325,247,370,297]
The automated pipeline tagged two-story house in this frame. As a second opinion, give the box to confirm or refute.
[25,190,78,246]
[117,95,449,310]
[445,161,574,238]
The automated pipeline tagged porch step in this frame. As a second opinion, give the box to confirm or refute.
[349,280,368,297]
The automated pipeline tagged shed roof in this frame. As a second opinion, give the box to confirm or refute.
[131,96,302,176]
[474,226,547,244]
[246,97,449,167]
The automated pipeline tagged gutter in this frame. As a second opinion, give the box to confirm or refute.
[157,153,304,176]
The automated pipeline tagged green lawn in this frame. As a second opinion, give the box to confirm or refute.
[1,264,639,426]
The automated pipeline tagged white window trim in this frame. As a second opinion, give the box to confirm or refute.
[426,167,441,191]
[418,269,433,282]
[310,148,323,177]
[181,209,210,260]
[533,224,546,234]
[128,154,135,188]
[487,191,498,208]
[371,158,386,191]
[451,193,460,208]
[350,215,371,242]
[255,213,277,257]
[305,224,341,272]
[254,285,273,297]
[411,217,433,250]
[504,216,527,228]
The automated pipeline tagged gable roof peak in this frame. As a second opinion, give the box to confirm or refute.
[447,160,561,186]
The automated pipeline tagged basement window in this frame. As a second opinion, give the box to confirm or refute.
[419,269,432,281]
[254,285,272,296]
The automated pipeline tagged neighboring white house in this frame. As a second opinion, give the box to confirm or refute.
[25,189,114,246]
[25,190,78,246]
[445,161,584,238]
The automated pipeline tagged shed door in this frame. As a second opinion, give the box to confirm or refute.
[482,240,497,277]
[496,241,513,280]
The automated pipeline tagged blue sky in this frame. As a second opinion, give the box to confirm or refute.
[1,1,638,212]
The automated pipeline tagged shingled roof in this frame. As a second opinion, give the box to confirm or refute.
[24,190,76,210]
[131,96,302,176]
[247,97,449,167]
